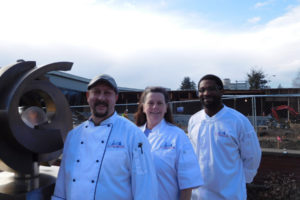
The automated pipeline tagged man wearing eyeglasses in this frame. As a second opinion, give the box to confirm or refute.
[188,74,261,200]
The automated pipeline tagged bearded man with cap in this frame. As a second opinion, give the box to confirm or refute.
[52,74,158,200]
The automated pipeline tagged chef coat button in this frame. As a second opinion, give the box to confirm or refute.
[91,180,95,183]
[81,141,84,144]
[73,179,76,182]
[85,125,88,128]
[77,160,80,162]
[101,140,104,144]
[107,124,110,127]
[96,160,99,163]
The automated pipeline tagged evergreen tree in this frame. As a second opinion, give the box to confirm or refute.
[179,77,196,90]
[247,68,269,89]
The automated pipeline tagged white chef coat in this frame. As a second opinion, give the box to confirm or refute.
[140,119,203,200]
[52,112,158,200]
[188,105,261,200]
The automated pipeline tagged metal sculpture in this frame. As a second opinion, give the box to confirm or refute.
[0,61,73,199]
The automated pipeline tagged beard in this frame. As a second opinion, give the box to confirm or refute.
[200,97,222,109]
[92,101,109,118]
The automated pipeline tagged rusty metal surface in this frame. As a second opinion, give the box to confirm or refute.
[0,61,73,174]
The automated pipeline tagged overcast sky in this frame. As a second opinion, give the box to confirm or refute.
[1,0,300,89]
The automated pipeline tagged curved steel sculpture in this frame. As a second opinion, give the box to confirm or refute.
[0,61,73,176]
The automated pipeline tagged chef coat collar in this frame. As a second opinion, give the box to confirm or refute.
[141,118,166,135]
[203,104,227,121]
[88,111,117,126]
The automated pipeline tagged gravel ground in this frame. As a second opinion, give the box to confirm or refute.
[247,171,300,200]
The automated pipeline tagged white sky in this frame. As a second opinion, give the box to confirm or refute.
[1,0,300,89]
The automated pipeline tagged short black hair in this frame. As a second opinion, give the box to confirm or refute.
[198,74,224,90]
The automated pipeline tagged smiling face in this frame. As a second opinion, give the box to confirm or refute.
[142,92,167,129]
[86,82,118,124]
[198,79,223,110]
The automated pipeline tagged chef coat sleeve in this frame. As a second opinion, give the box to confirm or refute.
[177,135,203,190]
[131,132,158,200]
[51,158,66,199]
[51,151,67,199]
[51,132,73,200]
[187,117,197,150]
[239,120,262,183]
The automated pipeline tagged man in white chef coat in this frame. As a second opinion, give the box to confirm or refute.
[52,74,158,200]
[188,74,261,200]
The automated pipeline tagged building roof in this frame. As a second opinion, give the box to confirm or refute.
[46,71,143,92]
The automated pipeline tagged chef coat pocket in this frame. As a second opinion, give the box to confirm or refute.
[215,131,237,148]
[155,148,176,165]
[104,148,129,175]
[133,148,147,175]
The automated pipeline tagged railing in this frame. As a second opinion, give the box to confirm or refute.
[70,94,300,151]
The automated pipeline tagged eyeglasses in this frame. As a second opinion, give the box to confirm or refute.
[198,86,220,93]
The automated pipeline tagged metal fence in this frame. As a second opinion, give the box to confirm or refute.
[70,94,300,151]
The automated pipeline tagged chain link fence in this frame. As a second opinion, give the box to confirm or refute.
[169,94,300,151]
[70,94,300,151]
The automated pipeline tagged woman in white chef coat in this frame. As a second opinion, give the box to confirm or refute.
[135,86,203,200]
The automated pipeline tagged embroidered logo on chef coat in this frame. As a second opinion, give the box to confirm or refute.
[216,131,229,137]
[160,142,175,149]
[107,140,125,148]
